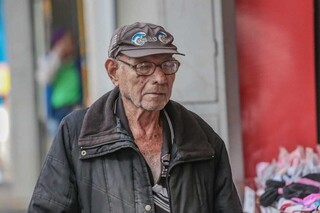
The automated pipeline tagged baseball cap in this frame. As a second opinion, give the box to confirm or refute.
[108,22,185,58]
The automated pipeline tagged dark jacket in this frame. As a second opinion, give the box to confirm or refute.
[28,88,242,213]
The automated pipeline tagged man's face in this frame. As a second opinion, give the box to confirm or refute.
[116,54,176,112]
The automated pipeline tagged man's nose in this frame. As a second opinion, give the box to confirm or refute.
[152,66,168,84]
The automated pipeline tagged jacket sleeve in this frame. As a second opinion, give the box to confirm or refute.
[213,139,243,213]
[28,119,79,213]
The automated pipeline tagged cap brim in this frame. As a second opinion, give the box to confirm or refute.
[120,48,185,58]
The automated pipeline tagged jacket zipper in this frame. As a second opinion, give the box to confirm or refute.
[132,145,157,212]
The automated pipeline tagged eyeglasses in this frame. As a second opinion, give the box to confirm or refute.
[117,59,180,76]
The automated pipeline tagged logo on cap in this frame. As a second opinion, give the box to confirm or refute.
[157,31,169,44]
[131,31,170,46]
[132,32,147,46]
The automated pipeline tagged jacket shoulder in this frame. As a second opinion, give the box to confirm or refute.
[60,108,88,144]
[166,100,226,156]
[167,100,220,138]
[64,108,88,125]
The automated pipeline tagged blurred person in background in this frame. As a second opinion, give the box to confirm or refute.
[28,22,242,213]
[36,28,82,135]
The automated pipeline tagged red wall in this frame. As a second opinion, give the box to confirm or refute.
[235,0,317,178]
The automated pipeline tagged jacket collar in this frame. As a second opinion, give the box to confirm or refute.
[78,88,131,148]
[78,88,215,160]
[164,100,215,160]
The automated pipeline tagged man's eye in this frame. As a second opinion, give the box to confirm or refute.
[138,63,153,69]
[163,63,174,69]
[163,62,177,69]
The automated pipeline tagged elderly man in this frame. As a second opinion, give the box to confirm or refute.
[28,22,242,213]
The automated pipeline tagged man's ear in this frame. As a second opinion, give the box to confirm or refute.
[105,58,119,86]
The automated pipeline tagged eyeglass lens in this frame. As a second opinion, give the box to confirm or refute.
[136,61,179,75]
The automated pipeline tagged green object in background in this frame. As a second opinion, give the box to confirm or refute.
[51,62,81,109]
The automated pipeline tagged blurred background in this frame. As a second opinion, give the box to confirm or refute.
[0,0,319,212]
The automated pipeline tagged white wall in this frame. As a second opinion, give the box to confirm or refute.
[83,0,116,104]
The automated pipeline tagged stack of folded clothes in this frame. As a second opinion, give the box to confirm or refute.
[256,146,320,213]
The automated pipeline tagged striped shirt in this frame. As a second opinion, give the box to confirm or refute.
[152,111,173,213]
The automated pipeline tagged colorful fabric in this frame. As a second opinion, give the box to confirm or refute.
[51,61,81,109]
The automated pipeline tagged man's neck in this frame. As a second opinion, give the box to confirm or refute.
[122,97,162,139]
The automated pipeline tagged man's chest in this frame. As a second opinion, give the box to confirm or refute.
[135,137,162,181]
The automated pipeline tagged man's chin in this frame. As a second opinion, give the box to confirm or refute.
[141,102,167,112]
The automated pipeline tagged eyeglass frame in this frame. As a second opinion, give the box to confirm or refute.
[116,58,181,76]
